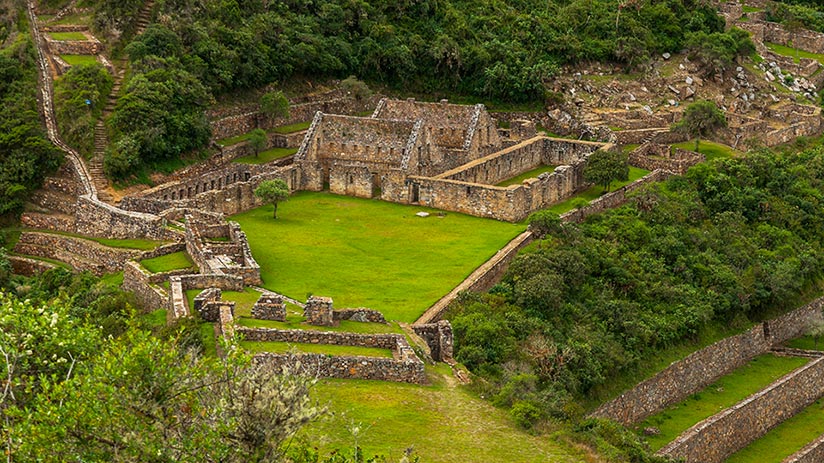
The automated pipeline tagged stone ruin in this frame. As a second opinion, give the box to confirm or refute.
[251,293,286,321]
[193,287,235,323]
[184,214,262,286]
[302,296,387,326]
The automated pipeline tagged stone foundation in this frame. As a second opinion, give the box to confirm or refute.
[304,296,334,326]
[252,293,286,321]
[628,144,705,175]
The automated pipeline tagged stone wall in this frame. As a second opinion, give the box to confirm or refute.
[242,327,426,383]
[122,260,169,312]
[252,293,286,321]
[659,357,824,463]
[591,297,824,425]
[20,211,76,233]
[74,196,173,240]
[304,296,334,326]
[329,163,375,198]
[437,136,602,185]
[412,320,454,362]
[560,170,670,224]
[333,308,387,324]
[178,273,244,292]
[8,255,57,276]
[45,37,101,55]
[14,231,142,275]
[193,287,236,323]
[628,144,705,175]
[184,217,261,285]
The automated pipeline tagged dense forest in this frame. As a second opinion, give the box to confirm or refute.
[449,145,824,431]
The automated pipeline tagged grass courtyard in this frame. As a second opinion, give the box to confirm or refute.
[231,191,525,323]
[671,140,741,161]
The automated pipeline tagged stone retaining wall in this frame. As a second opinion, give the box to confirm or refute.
[14,231,140,275]
[8,255,57,276]
[560,170,670,224]
[46,37,101,55]
[253,351,426,384]
[628,144,705,175]
[122,261,168,312]
[659,357,824,463]
[239,327,402,350]
[591,297,824,425]
[333,308,387,324]
[412,320,454,362]
[75,196,173,240]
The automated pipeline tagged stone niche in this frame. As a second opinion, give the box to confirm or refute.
[252,293,286,321]
[304,296,334,326]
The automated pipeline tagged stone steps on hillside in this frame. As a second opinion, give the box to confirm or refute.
[135,0,154,35]
[90,120,112,202]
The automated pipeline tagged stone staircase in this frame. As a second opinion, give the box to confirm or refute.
[89,119,113,202]
[135,0,154,35]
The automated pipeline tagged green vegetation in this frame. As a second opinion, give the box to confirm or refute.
[302,367,587,463]
[786,334,824,350]
[254,179,291,219]
[54,63,113,156]
[727,398,824,463]
[638,354,809,450]
[583,149,630,193]
[60,54,99,66]
[766,42,824,65]
[240,340,394,358]
[49,31,88,41]
[684,28,754,76]
[140,251,195,273]
[496,164,558,187]
[742,6,762,13]
[237,316,401,334]
[673,100,727,152]
[234,147,297,165]
[232,192,524,322]
[544,166,649,214]
[671,140,740,161]
[451,148,824,430]
[0,30,62,217]
[271,121,312,134]
[217,132,254,146]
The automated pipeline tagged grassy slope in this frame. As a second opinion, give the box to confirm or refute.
[302,365,587,463]
[637,354,809,451]
[231,192,524,323]
[766,42,824,65]
[49,31,87,41]
[671,140,741,161]
[60,54,98,66]
[233,147,297,164]
[240,340,394,357]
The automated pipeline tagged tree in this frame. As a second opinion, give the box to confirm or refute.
[260,90,290,120]
[673,100,727,152]
[340,76,372,102]
[255,179,290,219]
[248,128,267,157]
[583,150,629,193]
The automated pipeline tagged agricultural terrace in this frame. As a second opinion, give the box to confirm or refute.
[232,191,525,323]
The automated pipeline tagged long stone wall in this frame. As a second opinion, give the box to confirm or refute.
[8,255,57,276]
[14,231,143,275]
[122,260,169,312]
[591,297,824,425]
[628,144,705,175]
[559,170,670,224]
[659,357,824,463]
[74,196,173,240]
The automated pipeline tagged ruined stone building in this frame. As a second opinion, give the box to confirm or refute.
[295,98,501,197]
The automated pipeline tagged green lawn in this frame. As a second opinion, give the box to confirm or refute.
[140,251,195,274]
[637,354,809,451]
[766,42,824,65]
[100,271,124,287]
[672,140,741,161]
[727,397,824,463]
[234,147,297,164]
[231,192,525,323]
[200,323,217,357]
[496,164,558,187]
[49,31,87,41]
[786,335,824,351]
[217,132,253,146]
[240,340,394,358]
[742,5,762,12]
[60,54,98,66]
[300,365,587,463]
[271,121,311,134]
[545,166,650,215]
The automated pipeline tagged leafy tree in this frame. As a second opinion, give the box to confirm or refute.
[583,150,629,193]
[340,76,372,102]
[673,100,727,152]
[248,128,268,157]
[54,63,113,156]
[255,179,290,219]
[684,28,754,77]
[260,90,290,120]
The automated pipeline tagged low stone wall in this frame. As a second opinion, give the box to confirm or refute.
[784,433,824,463]
[412,320,454,362]
[75,196,173,241]
[8,255,57,276]
[20,211,76,233]
[659,357,824,463]
[244,326,427,383]
[591,297,824,425]
[560,170,670,224]
[122,261,168,312]
[333,308,387,324]
[178,273,244,292]
[613,128,668,145]
[46,37,101,55]
[628,144,705,175]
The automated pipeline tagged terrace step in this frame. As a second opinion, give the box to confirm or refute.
[20,211,76,233]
